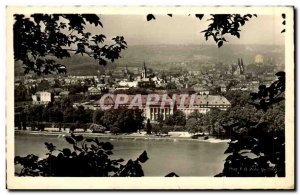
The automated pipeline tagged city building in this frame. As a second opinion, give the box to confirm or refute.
[32,91,52,105]
[118,80,139,88]
[94,94,231,122]
[88,86,107,95]
[175,95,231,116]
[255,54,264,64]
[220,84,227,93]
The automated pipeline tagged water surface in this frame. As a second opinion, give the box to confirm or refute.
[15,133,228,176]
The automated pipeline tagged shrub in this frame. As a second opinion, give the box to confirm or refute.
[89,123,106,133]
[152,124,172,135]
[173,125,185,132]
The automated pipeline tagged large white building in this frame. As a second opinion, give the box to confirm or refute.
[175,95,231,116]
[255,54,264,64]
[88,86,102,95]
[118,80,139,88]
[95,94,231,122]
[32,91,52,105]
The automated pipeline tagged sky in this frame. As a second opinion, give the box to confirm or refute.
[85,14,285,46]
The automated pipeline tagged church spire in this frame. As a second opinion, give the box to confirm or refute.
[142,61,147,78]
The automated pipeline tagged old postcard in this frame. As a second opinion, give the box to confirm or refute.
[6,6,294,190]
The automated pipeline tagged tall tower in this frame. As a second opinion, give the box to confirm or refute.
[142,61,147,78]
[237,58,245,75]
[240,58,245,74]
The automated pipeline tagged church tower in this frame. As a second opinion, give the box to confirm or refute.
[240,58,245,74]
[142,61,147,78]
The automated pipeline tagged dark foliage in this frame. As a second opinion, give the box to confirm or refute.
[15,83,31,102]
[249,71,285,111]
[14,14,127,75]
[165,110,186,126]
[15,134,148,177]
[152,124,173,135]
[99,108,145,133]
[281,13,286,33]
[201,14,256,47]
[17,102,144,133]
[217,72,285,177]
[146,14,156,21]
[165,172,179,177]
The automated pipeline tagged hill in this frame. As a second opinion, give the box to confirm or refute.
[15,44,284,76]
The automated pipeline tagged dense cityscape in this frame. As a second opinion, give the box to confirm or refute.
[14,53,284,138]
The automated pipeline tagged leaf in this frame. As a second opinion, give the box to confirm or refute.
[218,41,223,48]
[240,20,245,26]
[165,172,179,177]
[102,142,113,151]
[57,153,64,159]
[97,149,104,156]
[167,14,172,17]
[82,14,102,27]
[91,144,97,151]
[250,92,258,100]
[138,151,149,163]
[85,138,94,142]
[73,145,83,152]
[62,148,71,157]
[65,137,76,144]
[44,142,56,152]
[71,151,77,157]
[281,29,285,33]
[93,34,106,43]
[282,13,286,19]
[224,147,233,154]
[116,158,124,163]
[71,133,76,139]
[195,14,204,20]
[31,14,44,24]
[98,58,107,66]
[146,14,155,21]
[214,173,223,177]
[75,135,84,142]
[258,85,266,90]
[282,20,286,25]
[275,71,285,77]
[75,43,85,55]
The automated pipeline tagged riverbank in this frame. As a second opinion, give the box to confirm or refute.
[15,130,230,143]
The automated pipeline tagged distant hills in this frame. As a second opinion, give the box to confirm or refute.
[15,44,285,76]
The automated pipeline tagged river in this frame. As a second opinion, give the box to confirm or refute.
[15,133,228,176]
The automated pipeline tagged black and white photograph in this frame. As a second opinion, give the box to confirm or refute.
[6,6,295,190]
